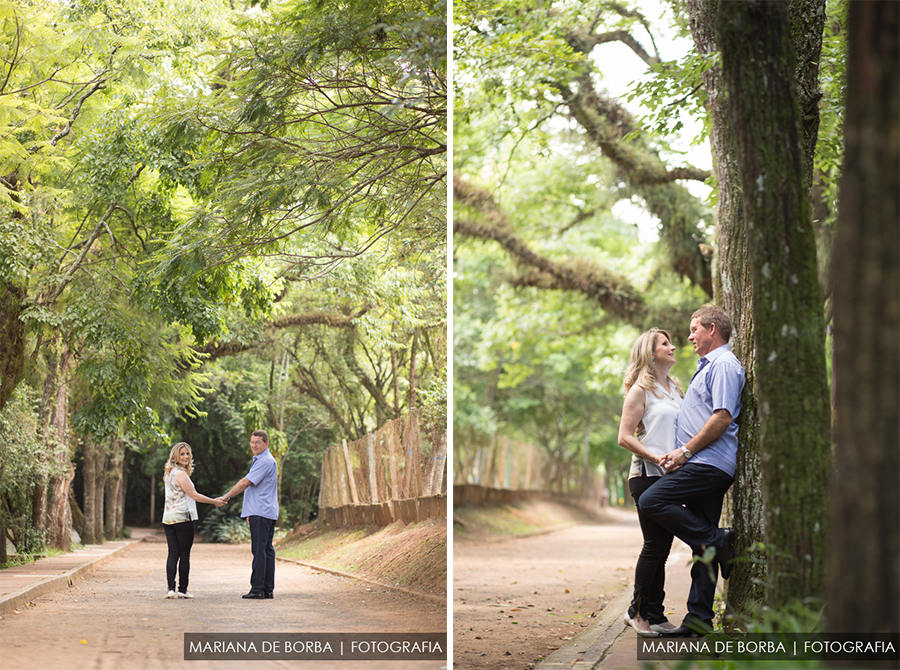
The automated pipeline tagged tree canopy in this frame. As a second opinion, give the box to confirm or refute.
[0,0,446,556]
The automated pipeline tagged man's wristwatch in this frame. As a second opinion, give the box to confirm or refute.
[681,446,693,460]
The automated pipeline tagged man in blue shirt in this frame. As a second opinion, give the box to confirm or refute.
[639,307,746,636]
[220,430,279,599]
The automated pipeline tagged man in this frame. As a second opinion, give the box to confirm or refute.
[219,430,279,599]
[638,306,746,636]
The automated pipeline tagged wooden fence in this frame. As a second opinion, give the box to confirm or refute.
[318,410,447,526]
[453,436,608,512]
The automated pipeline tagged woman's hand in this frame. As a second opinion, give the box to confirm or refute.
[213,498,226,508]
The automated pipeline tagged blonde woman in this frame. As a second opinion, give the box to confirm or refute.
[162,442,225,598]
[617,328,684,637]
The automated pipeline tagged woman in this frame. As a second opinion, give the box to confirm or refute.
[617,328,683,636]
[162,442,225,599]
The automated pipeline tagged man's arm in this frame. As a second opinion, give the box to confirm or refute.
[663,409,733,472]
[219,478,252,503]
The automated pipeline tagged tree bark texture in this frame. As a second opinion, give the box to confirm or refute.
[720,0,831,609]
[0,279,27,413]
[45,351,74,551]
[104,438,125,540]
[82,438,106,545]
[827,0,899,636]
[687,0,766,622]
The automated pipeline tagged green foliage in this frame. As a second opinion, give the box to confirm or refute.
[626,52,717,145]
[199,506,251,543]
[0,384,67,555]
[0,385,68,494]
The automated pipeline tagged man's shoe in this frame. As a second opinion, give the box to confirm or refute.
[718,528,736,580]
[659,625,704,638]
[165,590,177,599]
[177,591,194,599]
[242,592,266,599]
[264,593,274,599]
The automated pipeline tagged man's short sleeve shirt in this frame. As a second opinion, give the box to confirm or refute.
[241,448,279,521]
[675,344,746,477]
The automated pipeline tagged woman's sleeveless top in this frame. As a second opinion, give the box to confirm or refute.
[628,382,683,479]
[162,467,198,524]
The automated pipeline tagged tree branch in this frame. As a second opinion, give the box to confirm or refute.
[453,177,645,321]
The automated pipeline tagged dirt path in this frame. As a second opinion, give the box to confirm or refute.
[0,539,446,670]
[453,505,690,670]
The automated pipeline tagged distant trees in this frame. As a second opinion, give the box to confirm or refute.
[0,0,445,557]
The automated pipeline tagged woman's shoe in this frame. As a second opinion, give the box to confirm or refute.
[177,591,194,599]
[165,590,177,599]
[623,611,660,637]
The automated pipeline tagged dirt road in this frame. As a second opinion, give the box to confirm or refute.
[0,539,446,670]
[453,505,692,670]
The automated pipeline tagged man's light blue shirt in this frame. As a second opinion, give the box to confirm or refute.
[675,344,746,477]
[241,448,279,521]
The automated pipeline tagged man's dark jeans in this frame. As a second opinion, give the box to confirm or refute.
[248,515,276,596]
[638,462,734,629]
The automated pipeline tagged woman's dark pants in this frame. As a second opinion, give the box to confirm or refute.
[628,475,674,625]
[164,520,195,593]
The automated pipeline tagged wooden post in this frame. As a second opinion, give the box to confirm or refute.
[524,444,534,491]
[341,439,360,504]
[366,432,378,504]
[387,421,400,499]
[150,473,155,526]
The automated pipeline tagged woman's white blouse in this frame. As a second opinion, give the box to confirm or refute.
[629,382,683,478]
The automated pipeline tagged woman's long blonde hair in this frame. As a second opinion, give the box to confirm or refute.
[164,442,194,477]
[622,328,684,399]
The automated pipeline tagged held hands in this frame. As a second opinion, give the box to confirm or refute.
[213,496,228,508]
[661,449,685,473]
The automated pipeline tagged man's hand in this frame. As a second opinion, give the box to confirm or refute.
[662,448,687,473]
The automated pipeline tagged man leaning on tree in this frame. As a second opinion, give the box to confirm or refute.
[219,430,279,600]
[638,306,746,636]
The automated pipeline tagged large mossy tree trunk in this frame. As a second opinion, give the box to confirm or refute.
[686,0,764,623]
[827,0,899,636]
[719,0,831,610]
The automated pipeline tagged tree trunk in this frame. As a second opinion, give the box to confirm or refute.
[686,0,765,622]
[82,438,106,544]
[104,439,125,540]
[0,279,27,413]
[827,0,899,636]
[44,346,74,550]
[68,487,84,540]
[408,331,419,410]
[720,0,831,609]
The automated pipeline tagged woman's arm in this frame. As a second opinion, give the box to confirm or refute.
[617,386,664,464]
[173,470,226,507]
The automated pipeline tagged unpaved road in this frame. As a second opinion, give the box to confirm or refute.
[0,538,446,670]
[453,505,691,670]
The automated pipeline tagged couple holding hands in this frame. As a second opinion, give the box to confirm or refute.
[618,306,746,637]
[161,430,279,600]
